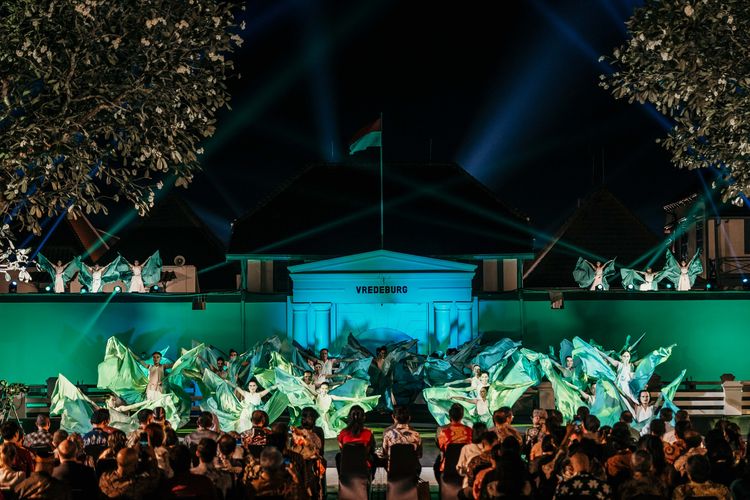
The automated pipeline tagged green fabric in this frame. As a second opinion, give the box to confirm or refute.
[573,258,615,289]
[199,369,288,432]
[96,336,207,428]
[537,355,587,423]
[50,374,138,434]
[35,253,78,284]
[620,268,665,290]
[117,251,162,289]
[76,255,124,291]
[274,367,379,438]
[349,131,381,154]
[424,346,540,427]
[663,249,703,288]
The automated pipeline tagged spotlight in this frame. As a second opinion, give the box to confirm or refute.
[80,286,88,293]
[705,283,712,290]
[8,281,17,293]
[626,284,634,290]
[742,277,750,290]
[44,285,52,292]
[114,285,122,293]
[151,284,160,292]
[596,284,604,291]
[665,283,672,289]
[743,278,748,284]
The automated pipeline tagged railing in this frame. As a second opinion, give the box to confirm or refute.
[718,256,750,277]
[537,380,750,417]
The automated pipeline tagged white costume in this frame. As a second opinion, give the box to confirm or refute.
[129,265,145,293]
[146,365,166,400]
[53,266,65,293]
[590,267,604,290]
[91,269,103,293]
[640,272,655,291]
[678,266,691,291]
[236,389,263,431]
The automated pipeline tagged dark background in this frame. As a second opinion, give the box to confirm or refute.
[135,0,700,245]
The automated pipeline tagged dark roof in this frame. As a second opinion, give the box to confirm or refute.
[31,215,112,264]
[105,194,232,289]
[523,187,661,288]
[228,162,533,258]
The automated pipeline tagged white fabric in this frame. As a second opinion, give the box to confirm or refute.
[91,270,102,293]
[678,267,691,291]
[147,365,165,400]
[129,265,145,293]
[590,269,604,290]
[54,270,65,293]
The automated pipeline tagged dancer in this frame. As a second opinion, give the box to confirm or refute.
[200,372,286,432]
[274,369,379,438]
[136,352,175,401]
[620,266,666,291]
[97,337,208,428]
[664,249,703,291]
[423,343,541,426]
[77,256,123,292]
[453,386,492,425]
[34,253,78,293]
[49,374,136,434]
[573,257,616,290]
[119,251,162,293]
[572,336,681,427]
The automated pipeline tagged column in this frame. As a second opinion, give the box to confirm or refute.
[312,303,332,351]
[433,302,452,351]
[291,303,309,349]
[723,380,742,416]
[537,381,555,411]
[456,302,473,345]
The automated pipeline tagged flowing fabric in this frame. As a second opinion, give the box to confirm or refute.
[536,355,588,423]
[573,258,615,290]
[620,268,665,291]
[200,370,288,432]
[76,256,123,292]
[96,337,207,428]
[35,253,78,293]
[275,368,379,438]
[663,249,703,290]
[50,374,137,434]
[423,345,540,427]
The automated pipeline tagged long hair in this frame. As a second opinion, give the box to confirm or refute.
[346,405,366,436]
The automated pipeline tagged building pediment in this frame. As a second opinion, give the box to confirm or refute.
[289,250,476,274]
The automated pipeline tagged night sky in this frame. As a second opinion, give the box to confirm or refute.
[166,0,700,246]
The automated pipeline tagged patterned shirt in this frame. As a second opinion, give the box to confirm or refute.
[82,428,110,448]
[673,480,731,500]
[22,429,53,449]
[241,426,271,447]
[554,472,611,499]
[99,469,158,500]
[490,423,522,445]
[382,424,422,465]
[437,422,472,471]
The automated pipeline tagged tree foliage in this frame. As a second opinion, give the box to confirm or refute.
[0,0,242,251]
[601,0,750,203]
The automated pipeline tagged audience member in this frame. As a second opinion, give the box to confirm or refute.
[166,444,218,499]
[83,409,112,448]
[14,451,72,500]
[0,442,25,489]
[185,411,221,447]
[489,407,522,445]
[673,454,731,500]
[52,438,99,499]
[382,406,422,471]
[22,415,53,450]
[1,421,34,477]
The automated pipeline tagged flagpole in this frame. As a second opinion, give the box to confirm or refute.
[379,112,384,249]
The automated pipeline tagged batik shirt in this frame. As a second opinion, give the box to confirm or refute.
[382,424,422,463]
[673,480,731,500]
[22,429,53,449]
[554,472,611,499]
